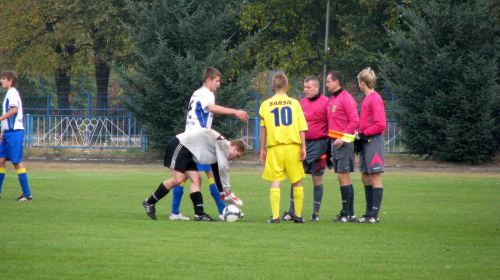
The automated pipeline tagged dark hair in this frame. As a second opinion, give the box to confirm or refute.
[1,71,18,87]
[327,71,344,88]
[202,67,221,83]
[230,139,246,153]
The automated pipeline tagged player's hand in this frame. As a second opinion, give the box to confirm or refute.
[300,148,306,161]
[234,110,249,122]
[260,150,266,162]
[334,139,344,148]
[221,191,243,206]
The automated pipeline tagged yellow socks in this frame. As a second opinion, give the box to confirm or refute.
[293,186,304,217]
[270,188,280,219]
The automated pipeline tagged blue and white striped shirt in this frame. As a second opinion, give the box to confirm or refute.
[2,87,24,131]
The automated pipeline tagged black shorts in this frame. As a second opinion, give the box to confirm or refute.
[359,134,385,174]
[164,137,198,172]
[303,157,326,176]
[332,141,355,173]
[303,138,328,175]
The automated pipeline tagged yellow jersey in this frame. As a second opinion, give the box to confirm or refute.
[259,93,308,148]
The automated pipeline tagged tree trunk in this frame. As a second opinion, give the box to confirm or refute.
[94,34,110,116]
[95,58,110,116]
[55,68,71,115]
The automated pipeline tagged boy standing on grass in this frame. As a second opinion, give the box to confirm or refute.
[0,71,32,201]
[259,72,308,223]
[355,67,386,223]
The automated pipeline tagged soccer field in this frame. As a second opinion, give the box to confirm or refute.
[0,162,498,280]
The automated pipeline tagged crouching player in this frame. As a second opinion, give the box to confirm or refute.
[142,128,245,221]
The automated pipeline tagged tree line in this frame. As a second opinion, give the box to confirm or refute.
[0,0,498,163]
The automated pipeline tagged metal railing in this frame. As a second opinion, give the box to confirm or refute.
[25,115,146,150]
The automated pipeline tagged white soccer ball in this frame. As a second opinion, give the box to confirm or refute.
[223,204,242,222]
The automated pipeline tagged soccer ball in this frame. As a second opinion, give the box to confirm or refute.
[223,204,242,222]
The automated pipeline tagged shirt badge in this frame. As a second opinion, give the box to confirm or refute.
[331,105,337,112]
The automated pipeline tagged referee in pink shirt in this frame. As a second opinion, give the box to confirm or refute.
[355,68,386,224]
[326,71,360,223]
[282,76,329,222]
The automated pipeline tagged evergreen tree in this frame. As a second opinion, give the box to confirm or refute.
[381,0,500,163]
[123,0,257,150]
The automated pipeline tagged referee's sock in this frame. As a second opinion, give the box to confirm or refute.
[147,182,169,204]
[0,167,6,195]
[313,184,324,214]
[287,183,295,216]
[348,184,355,217]
[171,182,185,214]
[17,168,31,197]
[270,188,280,219]
[340,185,351,214]
[293,186,304,218]
[364,185,374,215]
[372,187,383,218]
[208,178,225,214]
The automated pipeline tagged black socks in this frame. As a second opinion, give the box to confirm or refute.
[190,191,204,216]
[340,185,351,214]
[372,188,383,218]
[147,182,169,204]
[364,185,373,215]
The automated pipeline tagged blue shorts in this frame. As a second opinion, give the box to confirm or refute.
[0,130,25,163]
[196,162,211,172]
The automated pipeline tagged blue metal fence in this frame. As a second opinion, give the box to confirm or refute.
[17,77,146,151]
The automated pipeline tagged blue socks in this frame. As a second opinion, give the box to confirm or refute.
[171,179,225,215]
[171,183,185,214]
[17,168,31,197]
[0,168,6,195]
[208,178,225,214]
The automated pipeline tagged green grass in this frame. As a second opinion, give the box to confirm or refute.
[0,163,498,279]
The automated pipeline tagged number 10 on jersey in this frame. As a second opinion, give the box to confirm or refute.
[271,106,292,127]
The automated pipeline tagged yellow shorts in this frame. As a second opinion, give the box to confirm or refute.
[262,144,305,183]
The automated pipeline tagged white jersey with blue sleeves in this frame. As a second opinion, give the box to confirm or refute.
[2,87,24,131]
[185,86,215,130]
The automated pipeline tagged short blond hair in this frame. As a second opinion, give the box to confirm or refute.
[272,73,288,92]
[357,67,376,89]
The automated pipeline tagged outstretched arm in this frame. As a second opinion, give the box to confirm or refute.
[206,104,249,121]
